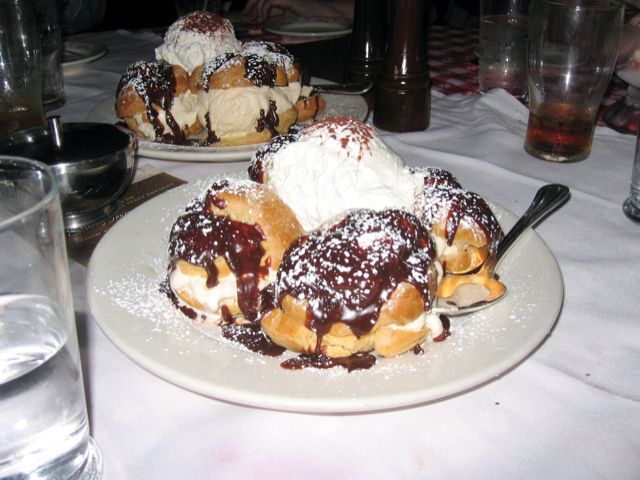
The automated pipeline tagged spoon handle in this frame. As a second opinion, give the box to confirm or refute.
[311,82,374,95]
[496,184,571,262]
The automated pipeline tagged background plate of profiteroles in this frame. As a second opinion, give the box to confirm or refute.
[87,77,369,162]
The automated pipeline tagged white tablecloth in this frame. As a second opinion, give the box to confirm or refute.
[55,30,640,479]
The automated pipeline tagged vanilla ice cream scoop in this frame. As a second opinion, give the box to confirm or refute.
[155,11,241,73]
[248,116,421,231]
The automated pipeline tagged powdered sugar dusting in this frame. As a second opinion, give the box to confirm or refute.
[301,116,376,161]
[201,53,242,89]
[413,166,503,253]
[97,255,191,338]
[201,43,295,90]
[240,41,298,78]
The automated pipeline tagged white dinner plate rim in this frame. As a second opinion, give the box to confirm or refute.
[262,16,353,38]
[86,78,368,162]
[62,41,108,75]
[87,178,563,413]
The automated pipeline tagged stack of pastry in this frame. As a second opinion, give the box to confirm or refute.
[248,116,505,309]
[166,188,446,362]
[115,11,324,146]
[164,116,506,368]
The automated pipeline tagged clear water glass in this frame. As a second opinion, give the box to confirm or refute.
[623,129,640,223]
[0,156,102,479]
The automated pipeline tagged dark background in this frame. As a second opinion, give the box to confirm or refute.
[93,0,180,30]
[88,0,482,32]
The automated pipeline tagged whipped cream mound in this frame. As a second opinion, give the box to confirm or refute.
[155,11,241,73]
[251,116,421,231]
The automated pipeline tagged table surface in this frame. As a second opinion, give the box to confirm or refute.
[53,27,640,480]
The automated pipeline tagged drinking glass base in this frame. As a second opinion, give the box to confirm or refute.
[524,143,590,163]
[623,197,640,223]
[71,437,103,480]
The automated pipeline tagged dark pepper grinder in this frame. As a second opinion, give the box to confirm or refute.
[343,0,387,86]
[373,0,430,132]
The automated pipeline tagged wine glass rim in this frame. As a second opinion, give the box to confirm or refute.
[0,155,59,232]
[539,0,623,12]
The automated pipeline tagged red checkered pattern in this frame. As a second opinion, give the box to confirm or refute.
[428,26,480,96]
[426,25,628,123]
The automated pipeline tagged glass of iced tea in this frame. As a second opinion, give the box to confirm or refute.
[524,0,624,162]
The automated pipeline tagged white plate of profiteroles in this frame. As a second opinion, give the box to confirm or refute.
[87,175,563,413]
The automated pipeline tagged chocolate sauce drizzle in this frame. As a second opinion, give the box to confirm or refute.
[241,41,299,79]
[201,50,284,90]
[167,180,268,321]
[433,314,451,342]
[257,100,280,137]
[417,167,503,259]
[117,61,186,144]
[160,279,199,321]
[420,167,462,189]
[244,54,277,86]
[265,209,438,356]
[201,53,239,91]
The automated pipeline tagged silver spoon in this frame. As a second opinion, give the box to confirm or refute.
[311,82,374,95]
[434,183,571,315]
